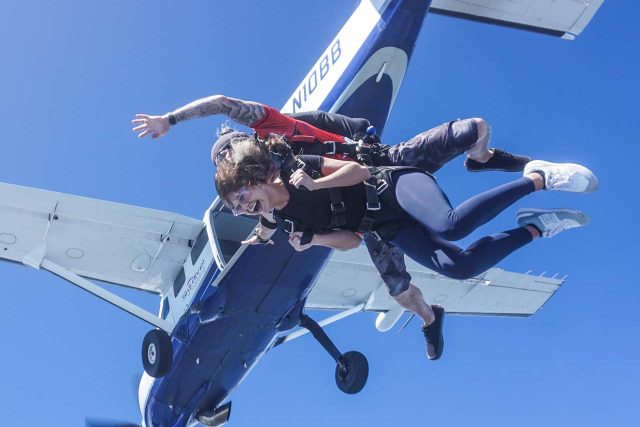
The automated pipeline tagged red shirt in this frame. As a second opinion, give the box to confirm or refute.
[251,105,351,160]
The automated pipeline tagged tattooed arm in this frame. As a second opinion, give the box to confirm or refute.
[132,95,267,139]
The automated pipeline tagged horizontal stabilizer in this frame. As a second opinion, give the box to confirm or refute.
[429,0,604,39]
[0,182,203,294]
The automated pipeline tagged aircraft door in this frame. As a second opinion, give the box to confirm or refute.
[205,197,259,269]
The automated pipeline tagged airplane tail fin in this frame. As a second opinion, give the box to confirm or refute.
[281,0,432,134]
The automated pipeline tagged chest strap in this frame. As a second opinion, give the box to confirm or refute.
[288,135,359,157]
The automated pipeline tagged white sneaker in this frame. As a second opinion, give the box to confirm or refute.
[517,208,589,238]
[524,160,599,193]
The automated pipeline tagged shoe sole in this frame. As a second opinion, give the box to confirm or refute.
[517,208,590,230]
[524,160,599,193]
[428,305,445,361]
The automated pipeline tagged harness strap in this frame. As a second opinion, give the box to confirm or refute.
[288,135,359,157]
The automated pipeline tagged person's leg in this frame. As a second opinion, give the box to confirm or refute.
[286,111,370,138]
[394,171,542,241]
[387,118,530,174]
[391,224,537,281]
[364,235,441,358]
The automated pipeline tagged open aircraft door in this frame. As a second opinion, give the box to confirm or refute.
[204,198,259,271]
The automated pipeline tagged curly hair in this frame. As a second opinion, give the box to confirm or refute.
[214,132,290,206]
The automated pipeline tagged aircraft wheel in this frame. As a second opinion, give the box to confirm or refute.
[335,351,368,394]
[142,329,173,378]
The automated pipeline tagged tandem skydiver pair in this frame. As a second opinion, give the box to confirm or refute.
[133,94,598,361]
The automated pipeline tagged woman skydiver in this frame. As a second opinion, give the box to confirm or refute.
[213,133,598,360]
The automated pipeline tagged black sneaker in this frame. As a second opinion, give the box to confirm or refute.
[464,148,531,172]
[422,305,445,360]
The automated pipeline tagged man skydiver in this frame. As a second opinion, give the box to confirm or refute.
[132,94,532,360]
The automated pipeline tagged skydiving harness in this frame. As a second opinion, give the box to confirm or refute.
[267,143,422,244]
[284,125,388,166]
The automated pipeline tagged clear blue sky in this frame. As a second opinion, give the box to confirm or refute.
[1,1,639,426]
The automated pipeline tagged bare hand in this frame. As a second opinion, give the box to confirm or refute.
[241,234,274,246]
[288,232,313,251]
[131,114,170,139]
[289,169,317,190]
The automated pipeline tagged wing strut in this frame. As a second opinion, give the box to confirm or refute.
[274,303,366,347]
[39,258,174,333]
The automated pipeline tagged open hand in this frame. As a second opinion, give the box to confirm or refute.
[289,169,317,190]
[288,231,313,251]
[132,114,170,139]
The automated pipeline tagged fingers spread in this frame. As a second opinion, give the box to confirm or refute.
[132,124,147,132]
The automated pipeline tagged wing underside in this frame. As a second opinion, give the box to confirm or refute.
[306,246,562,317]
[0,182,203,294]
[429,0,604,39]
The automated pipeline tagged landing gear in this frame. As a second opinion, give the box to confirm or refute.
[300,315,369,394]
[335,351,369,394]
[142,329,173,378]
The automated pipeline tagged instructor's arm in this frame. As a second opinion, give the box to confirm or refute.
[132,95,267,139]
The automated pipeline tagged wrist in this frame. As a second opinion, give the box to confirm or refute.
[167,113,177,126]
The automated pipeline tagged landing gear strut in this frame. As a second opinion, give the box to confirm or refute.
[300,314,369,394]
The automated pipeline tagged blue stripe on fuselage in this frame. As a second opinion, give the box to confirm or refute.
[320,0,431,133]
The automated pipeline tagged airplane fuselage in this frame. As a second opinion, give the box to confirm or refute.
[142,228,331,426]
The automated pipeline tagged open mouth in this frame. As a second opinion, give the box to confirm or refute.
[248,200,262,214]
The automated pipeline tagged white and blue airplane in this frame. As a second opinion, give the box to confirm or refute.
[0,1,603,426]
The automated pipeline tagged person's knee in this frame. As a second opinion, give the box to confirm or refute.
[433,226,469,242]
[440,259,481,280]
[469,117,489,144]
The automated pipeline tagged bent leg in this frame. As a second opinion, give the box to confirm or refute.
[387,119,478,173]
[395,171,536,241]
[392,224,534,280]
[287,111,370,137]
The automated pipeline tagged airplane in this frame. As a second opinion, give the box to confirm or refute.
[0,0,604,426]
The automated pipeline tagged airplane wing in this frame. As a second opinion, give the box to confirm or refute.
[0,182,203,294]
[304,245,562,331]
[429,0,604,40]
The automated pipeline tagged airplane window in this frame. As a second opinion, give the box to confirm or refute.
[190,226,209,265]
[161,297,170,320]
[209,203,258,264]
[173,267,186,298]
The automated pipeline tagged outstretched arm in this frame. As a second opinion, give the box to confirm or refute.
[132,95,267,139]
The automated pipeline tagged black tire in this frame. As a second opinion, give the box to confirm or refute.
[142,329,173,378]
[335,351,369,394]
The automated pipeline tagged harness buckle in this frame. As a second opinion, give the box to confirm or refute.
[331,201,346,214]
[283,219,296,234]
[376,179,389,194]
[324,141,337,155]
[366,202,381,211]
[294,158,306,172]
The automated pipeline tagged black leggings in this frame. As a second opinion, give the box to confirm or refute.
[390,172,536,280]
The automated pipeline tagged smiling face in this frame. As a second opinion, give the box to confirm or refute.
[224,183,273,216]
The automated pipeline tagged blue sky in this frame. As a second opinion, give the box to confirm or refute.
[1,0,639,426]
